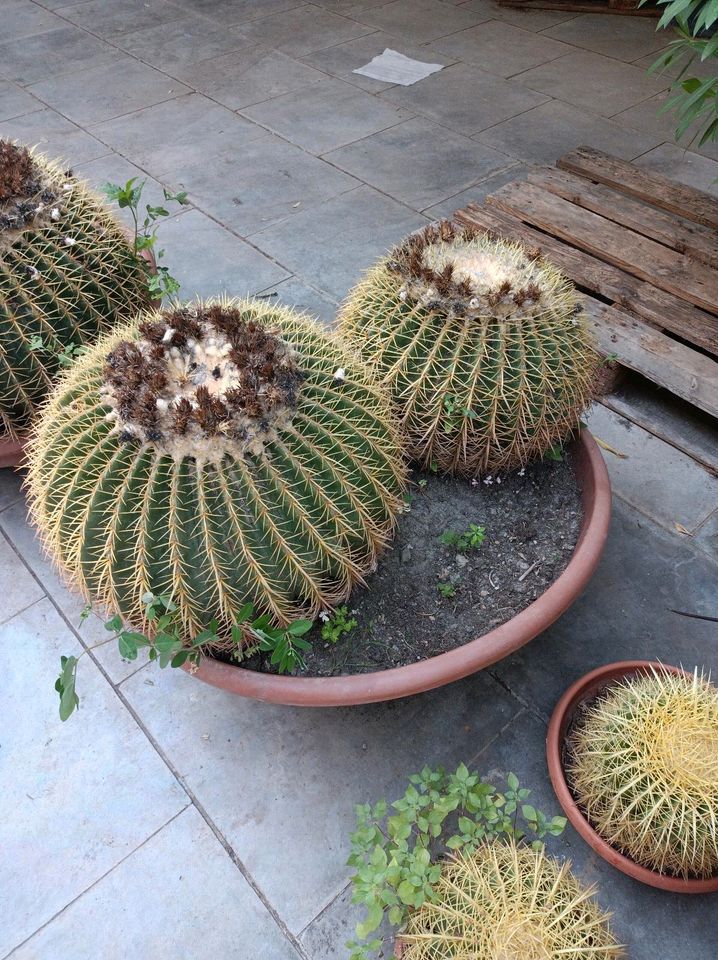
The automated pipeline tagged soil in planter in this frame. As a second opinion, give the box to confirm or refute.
[230,449,582,677]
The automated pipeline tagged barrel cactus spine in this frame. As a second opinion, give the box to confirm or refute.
[567,667,718,880]
[0,139,152,444]
[339,221,600,477]
[27,297,407,651]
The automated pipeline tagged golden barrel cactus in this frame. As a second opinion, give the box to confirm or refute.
[567,667,718,879]
[27,298,406,648]
[339,221,599,477]
[0,139,151,442]
[401,842,622,960]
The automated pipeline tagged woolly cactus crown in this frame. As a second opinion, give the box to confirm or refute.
[401,843,622,960]
[27,298,406,645]
[0,139,150,441]
[568,667,718,880]
[339,221,599,477]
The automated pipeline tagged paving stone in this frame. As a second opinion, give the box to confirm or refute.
[633,141,718,195]
[0,499,148,684]
[325,117,511,209]
[0,108,111,166]
[587,405,718,532]
[459,0,580,30]
[299,885,362,959]
[239,6,373,57]
[172,0,305,22]
[91,94,266,180]
[1,0,64,43]
[421,161,527,218]
[157,208,290,299]
[353,0,489,41]
[543,12,669,62]
[173,46,328,110]
[168,135,360,236]
[493,495,718,720]
[250,184,426,300]
[0,26,121,86]
[611,94,718,161]
[60,0,187,37]
[0,598,188,956]
[473,99,662,164]
[0,81,44,121]
[241,76,413,154]
[121,663,521,933]
[516,51,669,116]
[380,62,548,136]
[11,806,301,960]
[0,467,24,513]
[425,19,574,78]
[112,14,252,71]
[29,58,191,127]
[255,276,340,326]
[694,508,718,566]
[0,527,45,625]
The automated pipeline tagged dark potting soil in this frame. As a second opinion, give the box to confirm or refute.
[230,450,582,678]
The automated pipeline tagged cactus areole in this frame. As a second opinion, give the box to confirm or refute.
[27,298,406,649]
[339,221,599,477]
[0,139,151,450]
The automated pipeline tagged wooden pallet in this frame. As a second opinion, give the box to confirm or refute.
[454,146,718,425]
[497,0,658,15]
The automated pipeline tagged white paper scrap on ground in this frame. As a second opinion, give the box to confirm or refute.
[352,49,444,86]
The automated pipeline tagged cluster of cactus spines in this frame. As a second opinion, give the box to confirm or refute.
[401,843,623,960]
[27,297,406,647]
[567,667,718,880]
[339,220,599,477]
[0,139,151,441]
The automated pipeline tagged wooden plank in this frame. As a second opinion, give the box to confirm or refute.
[558,146,718,229]
[456,201,718,356]
[528,167,718,268]
[455,203,718,418]
[487,180,718,314]
[498,0,657,14]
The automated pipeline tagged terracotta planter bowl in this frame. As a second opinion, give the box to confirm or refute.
[186,429,611,706]
[547,660,718,893]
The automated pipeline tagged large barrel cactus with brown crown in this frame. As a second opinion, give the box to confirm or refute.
[0,139,151,444]
[339,221,599,477]
[27,298,406,649]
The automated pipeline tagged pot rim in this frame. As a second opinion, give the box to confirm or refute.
[546,659,718,893]
[186,428,611,706]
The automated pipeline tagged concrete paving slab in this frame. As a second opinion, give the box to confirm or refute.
[29,59,191,127]
[380,61,548,135]
[633,141,718,194]
[112,15,253,71]
[250,184,425,300]
[255,276,340,326]
[10,806,301,960]
[0,468,24,513]
[239,6,373,57]
[169,135,360,236]
[516,50,669,116]
[59,0,187,38]
[459,0,580,30]
[354,0,490,41]
[694,508,718,566]
[587,405,718,532]
[241,76,413,154]
[544,13,668,62]
[0,527,45,625]
[1,0,64,43]
[90,93,266,181]
[121,664,521,933]
[0,598,188,957]
[611,94,718,162]
[473,98,663,164]
[0,108,111,167]
[421,162,527,218]
[0,82,45,122]
[325,117,511,209]
[0,25,121,86]
[157,208,291,300]
[172,0,306,23]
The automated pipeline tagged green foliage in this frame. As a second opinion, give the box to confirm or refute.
[321,605,358,644]
[55,596,314,720]
[439,523,486,552]
[101,177,189,298]
[437,581,457,599]
[643,0,718,146]
[346,765,566,960]
[544,443,564,462]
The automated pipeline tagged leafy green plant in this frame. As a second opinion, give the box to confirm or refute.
[439,523,486,552]
[55,595,313,721]
[346,764,566,960]
[101,177,189,298]
[544,443,564,462]
[643,0,718,146]
[321,605,358,644]
[437,581,457,599]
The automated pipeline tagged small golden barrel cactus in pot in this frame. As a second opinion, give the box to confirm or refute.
[0,139,152,447]
[567,667,718,880]
[400,842,623,960]
[27,298,406,651]
[339,221,599,477]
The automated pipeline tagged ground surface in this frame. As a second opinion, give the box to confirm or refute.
[1,1,718,958]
